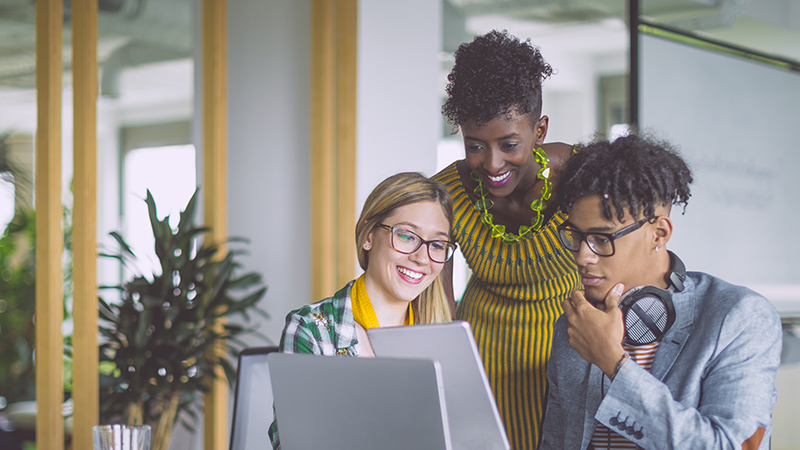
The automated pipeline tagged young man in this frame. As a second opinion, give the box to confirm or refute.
[539,135,782,450]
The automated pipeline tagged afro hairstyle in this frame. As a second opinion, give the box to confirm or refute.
[442,29,553,129]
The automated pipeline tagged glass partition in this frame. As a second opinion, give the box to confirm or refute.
[0,0,196,446]
[0,2,44,436]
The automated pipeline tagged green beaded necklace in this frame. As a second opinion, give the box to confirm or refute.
[471,147,553,244]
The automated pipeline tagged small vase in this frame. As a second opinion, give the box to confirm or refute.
[93,424,152,450]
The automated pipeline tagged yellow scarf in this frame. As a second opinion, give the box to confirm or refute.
[351,275,414,329]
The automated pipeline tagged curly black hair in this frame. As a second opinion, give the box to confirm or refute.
[559,134,693,221]
[442,29,553,128]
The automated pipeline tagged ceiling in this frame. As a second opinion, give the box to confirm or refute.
[448,0,718,22]
[0,0,192,94]
[0,0,797,95]
[446,0,800,62]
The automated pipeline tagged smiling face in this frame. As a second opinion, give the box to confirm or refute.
[567,195,673,304]
[461,111,547,198]
[361,201,451,307]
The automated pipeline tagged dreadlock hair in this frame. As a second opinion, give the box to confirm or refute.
[442,29,553,129]
[559,134,693,222]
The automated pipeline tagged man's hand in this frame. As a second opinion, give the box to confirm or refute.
[563,284,627,378]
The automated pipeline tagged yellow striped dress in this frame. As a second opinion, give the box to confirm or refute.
[434,162,580,450]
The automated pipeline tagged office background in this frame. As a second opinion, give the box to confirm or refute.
[0,0,797,449]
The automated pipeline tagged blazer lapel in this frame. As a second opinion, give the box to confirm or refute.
[650,282,696,381]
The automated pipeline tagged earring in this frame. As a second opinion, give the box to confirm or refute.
[364,244,371,250]
[655,246,660,253]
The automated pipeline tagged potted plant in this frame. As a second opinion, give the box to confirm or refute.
[98,190,267,450]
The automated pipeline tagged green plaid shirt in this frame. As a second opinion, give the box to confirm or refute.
[278,280,362,357]
[270,280,360,448]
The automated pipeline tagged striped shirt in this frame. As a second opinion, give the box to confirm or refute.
[433,162,580,449]
[590,341,661,450]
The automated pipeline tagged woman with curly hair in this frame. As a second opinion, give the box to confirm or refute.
[433,30,580,449]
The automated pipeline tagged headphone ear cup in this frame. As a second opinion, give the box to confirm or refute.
[620,286,676,345]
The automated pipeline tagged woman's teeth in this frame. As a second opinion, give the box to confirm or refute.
[488,172,510,183]
[398,267,423,280]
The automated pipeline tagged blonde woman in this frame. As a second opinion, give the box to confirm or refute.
[270,172,455,448]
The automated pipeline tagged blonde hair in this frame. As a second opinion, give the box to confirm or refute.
[355,172,454,324]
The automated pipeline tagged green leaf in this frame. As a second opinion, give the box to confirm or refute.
[109,231,136,257]
[177,189,199,235]
[225,273,263,291]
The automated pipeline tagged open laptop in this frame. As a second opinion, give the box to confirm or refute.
[229,347,279,450]
[369,321,511,450]
[267,353,453,450]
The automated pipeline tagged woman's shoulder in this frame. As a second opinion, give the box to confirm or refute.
[542,142,579,198]
[285,281,354,325]
[432,160,461,184]
[433,160,477,197]
[279,281,357,354]
[541,142,576,172]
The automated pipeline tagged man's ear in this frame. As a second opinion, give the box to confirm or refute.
[535,115,549,146]
[653,215,673,249]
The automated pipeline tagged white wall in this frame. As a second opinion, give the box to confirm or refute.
[174,0,312,448]
[222,0,444,341]
[225,0,311,346]
[186,1,443,446]
[356,0,443,211]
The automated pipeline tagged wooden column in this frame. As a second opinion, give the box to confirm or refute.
[310,0,337,301]
[35,1,64,450]
[202,1,228,450]
[334,0,358,289]
[72,0,99,448]
[310,0,358,302]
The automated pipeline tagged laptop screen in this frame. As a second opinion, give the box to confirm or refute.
[268,353,452,450]
[368,321,510,450]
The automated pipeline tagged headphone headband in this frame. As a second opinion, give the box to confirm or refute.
[666,251,686,292]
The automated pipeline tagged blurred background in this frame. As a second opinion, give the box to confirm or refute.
[0,0,797,449]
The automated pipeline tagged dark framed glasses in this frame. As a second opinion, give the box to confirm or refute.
[378,224,457,263]
[557,217,651,257]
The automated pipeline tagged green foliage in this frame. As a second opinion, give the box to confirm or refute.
[98,189,268,427]
[0,132,36,404]
[0,200,74,404]
[0,209,36,404]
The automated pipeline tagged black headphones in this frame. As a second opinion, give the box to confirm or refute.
[619,251,686,346]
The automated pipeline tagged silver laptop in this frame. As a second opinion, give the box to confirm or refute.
[369,321,511,450]
[267,353,453,450]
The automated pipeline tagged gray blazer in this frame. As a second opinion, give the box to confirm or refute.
[540,272,782,450]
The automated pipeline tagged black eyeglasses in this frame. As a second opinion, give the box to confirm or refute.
[378,224,457,263]
[557,217,651,257]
